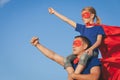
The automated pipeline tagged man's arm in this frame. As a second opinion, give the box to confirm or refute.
[30,37,64,66]
[71,66,101,80]
[48,7,76,28]
[31,37,75,80]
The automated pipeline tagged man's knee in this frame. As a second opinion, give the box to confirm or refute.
[79,53,91,66]
[64,54,76,69]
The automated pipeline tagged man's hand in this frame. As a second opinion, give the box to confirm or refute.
[71,73,77,79]
[68,73,74,80]
[31,37,39,46]
[48,7,55,14]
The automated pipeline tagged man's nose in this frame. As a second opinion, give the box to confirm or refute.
[72,45,76,48]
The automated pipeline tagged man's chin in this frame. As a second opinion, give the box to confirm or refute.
[72,52,77,55]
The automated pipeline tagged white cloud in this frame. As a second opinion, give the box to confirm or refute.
[0,0,10,7]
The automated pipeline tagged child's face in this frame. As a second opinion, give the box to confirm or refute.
[81,11,94,24]
[82,12,91,19]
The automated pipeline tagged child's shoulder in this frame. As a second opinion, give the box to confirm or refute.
[94,25,103,29]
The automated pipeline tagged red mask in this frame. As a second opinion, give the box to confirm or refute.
[73,40,82,47]
[82,12,91,19]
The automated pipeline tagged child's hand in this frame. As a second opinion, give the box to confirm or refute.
[31,37,39,46]
[85,48,93,55]
[48,8,55,14]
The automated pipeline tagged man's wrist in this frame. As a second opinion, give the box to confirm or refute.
[35,42,39,47]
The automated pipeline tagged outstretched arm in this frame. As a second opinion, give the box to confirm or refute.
[30,37,64,66]
[31,37,75,80]
[48,7,76,28]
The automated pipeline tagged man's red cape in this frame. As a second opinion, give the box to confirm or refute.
[98,25,120,80]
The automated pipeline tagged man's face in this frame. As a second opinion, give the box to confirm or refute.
[72,38,85,55]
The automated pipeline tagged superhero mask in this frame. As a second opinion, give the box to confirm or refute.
[82,12,91,19]
[73,40,82,47]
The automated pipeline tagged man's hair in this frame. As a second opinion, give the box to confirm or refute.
[74,35,91,49]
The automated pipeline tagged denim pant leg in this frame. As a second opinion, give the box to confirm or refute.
[78,52,92,66]
[64,54,76,69]
[93,51,99,57]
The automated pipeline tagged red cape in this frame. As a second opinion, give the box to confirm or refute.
[98,25,120,80]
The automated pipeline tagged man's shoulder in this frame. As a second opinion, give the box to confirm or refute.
[91,57,99,60]
[82,57,101,74]
[88,57,101,66]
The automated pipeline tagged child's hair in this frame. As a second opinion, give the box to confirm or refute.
[82,6,101,24]
[74,35,91,49]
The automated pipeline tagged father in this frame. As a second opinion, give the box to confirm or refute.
[30,35,101,80]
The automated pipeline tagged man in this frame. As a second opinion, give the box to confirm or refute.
[30,35,101,80]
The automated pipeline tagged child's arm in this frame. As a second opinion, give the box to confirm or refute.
[48,7,76,28]
[86,35,103,55]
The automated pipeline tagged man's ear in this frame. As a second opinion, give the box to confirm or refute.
[84,44,88,50]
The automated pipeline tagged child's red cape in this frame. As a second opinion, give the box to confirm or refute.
[98,24,120,80]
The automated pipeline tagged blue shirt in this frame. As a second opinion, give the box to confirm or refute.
[72,57,101,74]
[75,23,105,53]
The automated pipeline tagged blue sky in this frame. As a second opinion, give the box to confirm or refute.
[0,0,120,80]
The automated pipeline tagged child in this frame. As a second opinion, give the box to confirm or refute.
[48,7,105,75]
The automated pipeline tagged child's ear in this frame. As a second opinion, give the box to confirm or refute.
[91,13,95,19]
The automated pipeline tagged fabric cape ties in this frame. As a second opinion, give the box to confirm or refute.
[73,57,79,64]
